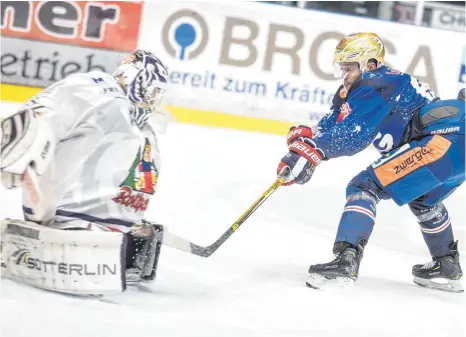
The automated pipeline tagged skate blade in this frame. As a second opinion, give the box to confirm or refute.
[413,276,464,293]
[306,273,354,290]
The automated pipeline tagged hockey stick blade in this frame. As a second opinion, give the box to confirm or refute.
[160,168,290,257]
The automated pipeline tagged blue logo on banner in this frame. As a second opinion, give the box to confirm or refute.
[174,23,197,60]
[162,10,208,61]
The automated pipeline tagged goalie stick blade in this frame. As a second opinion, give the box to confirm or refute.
[306,273,355,290]
[413,276,464,293]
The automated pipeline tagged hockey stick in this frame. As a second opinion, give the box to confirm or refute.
[161,168,290,257]
[21,149,289,258]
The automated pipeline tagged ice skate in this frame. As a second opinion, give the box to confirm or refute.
[306,241,365,290]
[413,241,463,293]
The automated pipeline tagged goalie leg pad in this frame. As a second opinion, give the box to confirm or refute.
[1,219,127,296]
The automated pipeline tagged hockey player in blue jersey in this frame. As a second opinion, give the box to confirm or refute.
[277,32,465,292]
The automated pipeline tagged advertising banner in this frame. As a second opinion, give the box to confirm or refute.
[1,1,143,87]
[460,47,466,84]
[1,36,126,88]
[430,7,465,32]
[138,2,465,124]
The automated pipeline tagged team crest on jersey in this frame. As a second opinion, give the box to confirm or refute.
[112,139,158,212]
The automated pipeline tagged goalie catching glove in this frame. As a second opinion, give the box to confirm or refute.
[277,125,324,186]
[1,103,55,189]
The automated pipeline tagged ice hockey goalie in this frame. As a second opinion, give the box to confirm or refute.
[1,49,171,296]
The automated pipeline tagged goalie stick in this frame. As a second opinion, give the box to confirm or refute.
[159,168,290,257]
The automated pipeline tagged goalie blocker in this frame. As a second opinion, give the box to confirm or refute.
[0,219,164,296]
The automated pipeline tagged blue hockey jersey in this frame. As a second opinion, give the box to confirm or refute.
[313,66,440,158]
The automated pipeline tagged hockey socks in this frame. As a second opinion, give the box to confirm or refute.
[335,191,377,246]
[409,201,454,257]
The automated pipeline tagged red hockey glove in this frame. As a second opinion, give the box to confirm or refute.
[286,125,314,146]
[277,138,324,186]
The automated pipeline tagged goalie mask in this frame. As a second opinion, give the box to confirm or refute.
[114,50,170,129]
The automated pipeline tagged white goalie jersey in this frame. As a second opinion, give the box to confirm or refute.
[1,51,171,295]
[17,71,162,232]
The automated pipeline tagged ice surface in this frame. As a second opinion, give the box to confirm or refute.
[1,102,465,337]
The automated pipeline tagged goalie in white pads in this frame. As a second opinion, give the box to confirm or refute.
[1,50,170,296]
